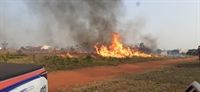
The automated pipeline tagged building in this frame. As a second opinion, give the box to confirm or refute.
[179,49,188,54]
[41,45,52,50]
[160,50,168,56]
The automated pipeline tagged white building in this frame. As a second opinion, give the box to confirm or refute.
[41,45,52,50]
[0,47,2,50]
[160,50,168,56]
[179,49,188,54]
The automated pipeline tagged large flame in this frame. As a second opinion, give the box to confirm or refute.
[94,33,153,58]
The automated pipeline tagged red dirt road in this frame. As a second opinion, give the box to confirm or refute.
[48,57,198,92]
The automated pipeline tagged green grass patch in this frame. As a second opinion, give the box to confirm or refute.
[0,54,168,72]
[39,56,166,72]
[61,60,200,92]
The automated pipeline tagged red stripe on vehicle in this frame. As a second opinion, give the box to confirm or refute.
[0,68,45,90]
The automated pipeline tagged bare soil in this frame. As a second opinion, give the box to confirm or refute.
[48,57,198,92]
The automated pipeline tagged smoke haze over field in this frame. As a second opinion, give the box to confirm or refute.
[26,0,124,50]
[0,0,159,51]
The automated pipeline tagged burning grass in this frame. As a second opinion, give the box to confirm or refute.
[0,53,165,72]
[94,33,157,58]
[0,32,162,72]
[57,52,73,58]
[59,60,200,92]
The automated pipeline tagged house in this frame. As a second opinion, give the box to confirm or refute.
[179,49,188,54]
[160,50,168,56]
[41,45,52,50]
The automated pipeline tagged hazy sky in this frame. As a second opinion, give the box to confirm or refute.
[123,0,199,50]
[0,0,199,50]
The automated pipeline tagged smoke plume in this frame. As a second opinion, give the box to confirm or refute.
[24,0,123,51]
[141,34,158,51]
[1,0,158,52]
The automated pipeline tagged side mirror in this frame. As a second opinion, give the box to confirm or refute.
[185,81,200,92]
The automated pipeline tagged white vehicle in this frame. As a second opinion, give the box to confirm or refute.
[185,81,200,92]
[0,62,48,92]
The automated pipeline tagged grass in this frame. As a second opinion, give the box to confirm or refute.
[0,53,168,72]
[60,60,200,92]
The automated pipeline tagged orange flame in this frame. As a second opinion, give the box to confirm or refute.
[94,33,153,58]
[66,53,73,58]
[57,53,73,58]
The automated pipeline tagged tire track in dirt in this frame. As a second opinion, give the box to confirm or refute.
[48,57,198,92]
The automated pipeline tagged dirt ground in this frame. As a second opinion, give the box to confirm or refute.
[48,57,198,92]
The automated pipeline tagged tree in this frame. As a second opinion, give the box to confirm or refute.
[70,46,75,52]
[186,49,197,56]
[135,42,152,54]
[157,49,162,55]
[16,50,23,54]
[20,46,26,50]
[2,41,8,50]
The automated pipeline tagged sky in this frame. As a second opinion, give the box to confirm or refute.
[123,0,199,50]
[0,0,199,50]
